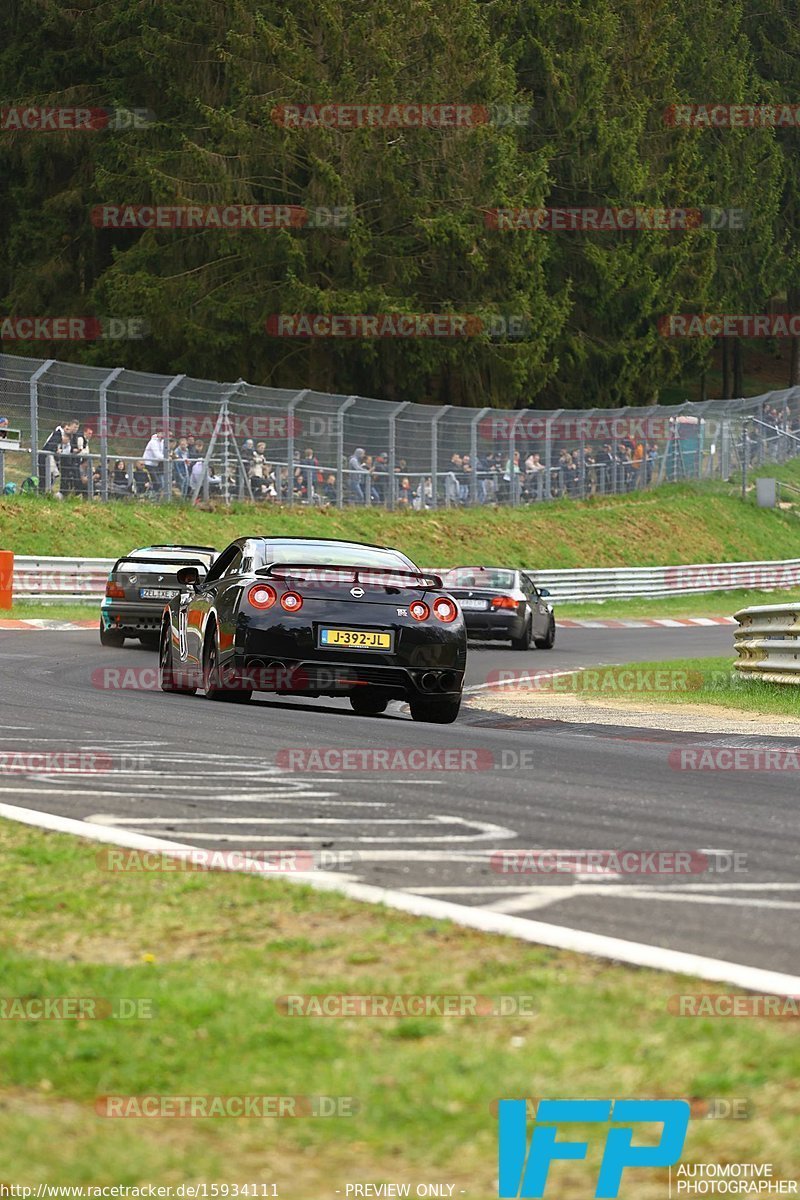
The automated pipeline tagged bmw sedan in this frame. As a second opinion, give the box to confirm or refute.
[100,544,217,648]
[440,566,555,650]
[159,536,467,722]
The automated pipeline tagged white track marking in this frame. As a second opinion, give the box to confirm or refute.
[3,800,797,996]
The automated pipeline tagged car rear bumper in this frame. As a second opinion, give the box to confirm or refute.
[461,610,527,640]
[101,601,167,635]
[229,651,463,699]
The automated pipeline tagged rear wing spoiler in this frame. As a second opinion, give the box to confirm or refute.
[257,562,444,589]
[145,544,218,555]
[111,555,212,572]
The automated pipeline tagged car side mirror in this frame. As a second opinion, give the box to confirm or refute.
[177,566,200,588]
[539,587,551,597]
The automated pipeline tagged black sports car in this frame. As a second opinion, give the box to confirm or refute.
[159,537,467,722]
[440,566,555,650]
[100,544,218,648]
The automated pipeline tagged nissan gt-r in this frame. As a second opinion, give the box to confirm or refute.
[158,537,466,722]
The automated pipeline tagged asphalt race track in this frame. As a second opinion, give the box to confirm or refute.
[1,623,798,979]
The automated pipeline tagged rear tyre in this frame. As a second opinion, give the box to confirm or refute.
[534,616,556,650]
[510,616,533,651]
[159,622,196,695]
[408,695,461,724]
[139,632,160,650]
[99,620,125,648]
[350,690,389,716]
[203,632,252,703]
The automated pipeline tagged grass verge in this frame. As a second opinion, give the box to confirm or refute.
[0,820,798,1194]
[2,479,800,568]
[536,656,800,719]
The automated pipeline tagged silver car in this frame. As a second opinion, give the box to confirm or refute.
[440,566,555,650]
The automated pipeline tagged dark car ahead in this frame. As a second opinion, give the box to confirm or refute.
[440,566,555,650]
[100,544,217,648]
[159,536,466,723]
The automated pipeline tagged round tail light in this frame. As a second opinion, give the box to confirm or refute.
[280,591,304,612]
[248,584,277,610]
[433,597,458,623]
[409,600,430,621]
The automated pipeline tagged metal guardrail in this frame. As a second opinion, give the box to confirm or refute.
[734,603,800,685]
[11,554,800,605]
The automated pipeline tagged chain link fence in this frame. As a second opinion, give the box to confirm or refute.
[1,352,799,508]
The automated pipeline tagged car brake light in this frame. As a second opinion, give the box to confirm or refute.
[105,582,126,599]
[491,596,518,610]
[280,591,303,612]
[248,584,277,610]
[409,600,429,621]
[433,597,458,623]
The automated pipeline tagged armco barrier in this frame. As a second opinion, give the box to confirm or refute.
[11,554,800,605]
[733,603,800,685]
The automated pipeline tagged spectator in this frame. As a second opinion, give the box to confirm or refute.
[348,447,370,504]
[39,417,77,491]
[397,476,412,506]
[132,460,151,497]
[321,472,337,503]
[112,459,133,497]
[173,437,191,497]
[142,430,167,493]
[300,446,319,501]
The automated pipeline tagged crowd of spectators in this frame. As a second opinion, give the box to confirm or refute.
[31,404,800,505]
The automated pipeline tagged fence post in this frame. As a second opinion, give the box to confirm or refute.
[471,408,490,505]
[98,367,124,501]
[336,396,357,508]
[509,412,523,506]
[285,389,309,506]
[29,359,55,483]
[162,374,185,501]
[431,406,450,509]
[387,401,409,510]
[544,410,562,500]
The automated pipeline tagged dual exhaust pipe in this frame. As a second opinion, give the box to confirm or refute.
[419,670,457,693]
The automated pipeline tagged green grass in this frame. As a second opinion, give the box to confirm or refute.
[3,477,800,569]
[0,604,95,621]
[567,655,800,718]
[558,588,800,619]
[0,819,798,1194]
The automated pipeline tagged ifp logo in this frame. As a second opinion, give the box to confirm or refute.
[498,1099,690,1198]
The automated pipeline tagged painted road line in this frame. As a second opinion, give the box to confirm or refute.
[1,799,798,997]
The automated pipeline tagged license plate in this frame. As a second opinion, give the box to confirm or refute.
[140,588,178,600]
[319,627,392,651]
[459,599,488,611]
